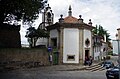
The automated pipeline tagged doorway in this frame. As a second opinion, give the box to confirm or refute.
[51,38,57,47]
[85,50,89,59]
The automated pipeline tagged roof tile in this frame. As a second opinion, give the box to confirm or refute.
[64,16,78,23]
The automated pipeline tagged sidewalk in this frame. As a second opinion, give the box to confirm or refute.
[33,61,102,71]
[0,61,102,72]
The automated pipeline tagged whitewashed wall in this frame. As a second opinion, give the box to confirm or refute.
[50,29,58,38]
[36,29,58,47]
[112,40,119,55]
[84,29,92,48]
[50,29,59,47]
[94,47,101,60]
[63,28,79,63]
[83,29,92,59]
[101,42,108,59]
[36,38,47,46]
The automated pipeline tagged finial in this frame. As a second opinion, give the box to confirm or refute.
[88,19,92,26]
[59,14,64,23]
[89,19,91,22]
[79,15,82,18]
[69,5,72,10]
[60,14,63,18]
[68,5,72,16]
[78,15,83,23]
[46,4,51,10]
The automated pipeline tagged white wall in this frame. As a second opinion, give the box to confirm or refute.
[50,29,59,47]
[84,29,92,48]
[112,40,120,55]
[94,47,100,60]
[50,29,58,38]
[36,29,59,47]
[36,38,47,46]
[63,28,79,63]
[83,29,92,59]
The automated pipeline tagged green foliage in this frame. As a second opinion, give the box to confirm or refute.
[36,28,49,38]
[92,25,111,42]
[25,27,49,38]
[107,51,113,55]
[25,26,49,47]
[25,27,37,38]
[92,25,112,48]
[98,25,106,36]
[92,25,98,34]
[0,0,47,25]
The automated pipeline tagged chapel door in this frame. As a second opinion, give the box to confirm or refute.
[85,50,89,59]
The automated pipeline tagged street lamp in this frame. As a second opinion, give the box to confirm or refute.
[117,39,120,79]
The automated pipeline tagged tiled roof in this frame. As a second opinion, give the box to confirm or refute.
[64,16,78,23]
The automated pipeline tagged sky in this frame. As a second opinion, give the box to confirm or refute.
[20,0,120,44]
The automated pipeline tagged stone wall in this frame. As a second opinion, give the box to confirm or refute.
[0,48,49,69]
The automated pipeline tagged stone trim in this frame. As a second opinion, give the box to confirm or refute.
[47,23,94,31]
[59,28,64,64]
[79,29,84,64]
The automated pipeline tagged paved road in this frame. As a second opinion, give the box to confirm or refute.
[0,56,117,79]
[0,68,107,79]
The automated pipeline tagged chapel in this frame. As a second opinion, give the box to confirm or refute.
[47,6,94,64]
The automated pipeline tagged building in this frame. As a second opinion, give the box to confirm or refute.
[112,40,119,55]
[47,6,94,64]
[93,34,109,61]
[93,35,102,60]
[117,28,120,40]
[112,28,120,55]
[101,40,108,59]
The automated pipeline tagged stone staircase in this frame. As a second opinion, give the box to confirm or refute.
[85,64,106,72]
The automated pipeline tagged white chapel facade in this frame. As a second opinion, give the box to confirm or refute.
[47,6,94,64]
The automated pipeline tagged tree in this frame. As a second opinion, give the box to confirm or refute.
[92,25,98,35]
[92,25,111,42]
[98,25,106,38]
[0,0,47,26]
[25,26,49,48]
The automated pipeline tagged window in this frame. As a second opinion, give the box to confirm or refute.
[51,38,57,47]
[85,38,90,47]
[67,55,75,61]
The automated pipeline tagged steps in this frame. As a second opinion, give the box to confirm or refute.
[85,64,105,72]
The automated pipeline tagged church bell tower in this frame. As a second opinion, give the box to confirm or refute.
[41,4,54,29]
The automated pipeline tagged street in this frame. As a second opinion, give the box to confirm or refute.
[0,69,106,79]
[0,56,118,79]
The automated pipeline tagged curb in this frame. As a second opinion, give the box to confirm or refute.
[59,62,102,71]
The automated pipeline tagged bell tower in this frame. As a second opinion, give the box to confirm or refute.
[36,4,54,47]
[41,4,54,29]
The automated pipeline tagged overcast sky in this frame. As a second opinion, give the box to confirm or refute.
[20,0,120,44]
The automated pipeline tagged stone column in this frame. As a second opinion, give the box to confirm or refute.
[79,29,84,64]
[91,31,93,59]
[59,27,64,64]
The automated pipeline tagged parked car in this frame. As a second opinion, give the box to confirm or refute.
[101,61,114,69]
[106,64,119,79]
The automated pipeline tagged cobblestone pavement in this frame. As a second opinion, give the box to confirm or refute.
[1,58,112,79]
[0,56,117,79]
[0,60,102,72]
[0,66,106,79]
